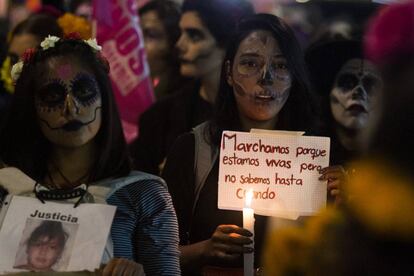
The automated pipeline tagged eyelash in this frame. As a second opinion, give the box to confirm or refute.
[36,79,66,108]
[36,76,99,109]
[71,75,99,106]
[184,31,204,42]
[239,60,288,70]
[240,60,259,67]
[271,63,288,70]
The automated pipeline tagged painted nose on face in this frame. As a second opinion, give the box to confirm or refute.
[351,85,367,100]
[259,68,274,86]
[62,94,80,117]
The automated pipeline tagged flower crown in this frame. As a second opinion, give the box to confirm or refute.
[10,34,103,83]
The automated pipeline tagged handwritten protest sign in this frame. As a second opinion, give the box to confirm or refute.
[218,131,330,218]
[0,196,116,273]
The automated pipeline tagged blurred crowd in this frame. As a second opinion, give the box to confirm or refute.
[0,0,413,275]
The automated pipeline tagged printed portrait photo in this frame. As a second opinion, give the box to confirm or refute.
[13,218,78,272]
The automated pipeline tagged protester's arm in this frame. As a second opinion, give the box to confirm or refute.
[107,178,181,275]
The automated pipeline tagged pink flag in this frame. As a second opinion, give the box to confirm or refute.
[93,0,154,143]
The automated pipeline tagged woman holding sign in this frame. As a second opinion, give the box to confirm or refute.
[162,13,341,275]
[0,35,180,275]
[305,39,382,205]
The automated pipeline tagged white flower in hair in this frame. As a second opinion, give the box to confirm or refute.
[85,38,102,51]
[11,61,24,83]
[40,35,60,50]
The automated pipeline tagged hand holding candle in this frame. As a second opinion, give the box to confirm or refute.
[243,189,255,276]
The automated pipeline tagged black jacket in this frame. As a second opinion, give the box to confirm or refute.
[130,81,213,175]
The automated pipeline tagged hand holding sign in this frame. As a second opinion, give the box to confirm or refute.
[319,165,347,206]
[218,130,330,219]
[204,225,253,262]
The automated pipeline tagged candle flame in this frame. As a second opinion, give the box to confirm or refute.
[245,189,253,207]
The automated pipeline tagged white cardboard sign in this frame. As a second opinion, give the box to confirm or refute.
[218,131,330,218]
[0,196,116,273]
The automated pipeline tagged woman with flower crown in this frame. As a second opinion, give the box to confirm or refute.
[0,34,180,275]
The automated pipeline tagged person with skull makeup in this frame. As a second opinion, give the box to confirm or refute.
[130,0,254,175]
[306,39,382,203]
[263,4,414,273]
[161,14,340,275]
[0,37,180,275]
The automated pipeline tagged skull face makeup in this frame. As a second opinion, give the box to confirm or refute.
[176,11,225,78]
[330,59,381,130]
[35,57,102,148]
[227,30,291,122]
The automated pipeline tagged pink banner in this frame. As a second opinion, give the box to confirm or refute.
[93,0,154,142]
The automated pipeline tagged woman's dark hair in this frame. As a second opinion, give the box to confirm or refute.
[11,14,63,42]
[305,39,363,135]
[0,38,131,182]
[139,0,181,50]
[28,220,68,251]
[209,13,317,145]
[182,0,254,48]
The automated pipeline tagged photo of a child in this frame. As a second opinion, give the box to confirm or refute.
[13,219,78,272]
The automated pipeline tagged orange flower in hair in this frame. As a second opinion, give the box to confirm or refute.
[58,13,92,40]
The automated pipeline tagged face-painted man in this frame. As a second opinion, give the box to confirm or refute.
[35,57,102,148]
[176,11,225,78]
[330,59,382,130]
[227,30,292,122]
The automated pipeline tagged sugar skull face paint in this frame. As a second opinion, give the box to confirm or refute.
[35,57,102,148]
[228,30,291,122]
[176,11,225,77]
[330,59,382,130]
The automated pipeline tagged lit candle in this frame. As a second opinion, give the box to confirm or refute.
[243,189,255,276]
